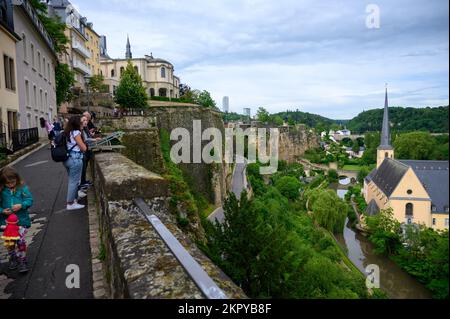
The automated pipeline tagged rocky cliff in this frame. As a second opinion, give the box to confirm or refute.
[277,125,320,163]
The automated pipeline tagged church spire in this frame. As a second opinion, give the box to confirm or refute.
[126,35,132,59]
[380,84,392,148]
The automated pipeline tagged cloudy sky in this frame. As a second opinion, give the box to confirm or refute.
[73,0,448,119]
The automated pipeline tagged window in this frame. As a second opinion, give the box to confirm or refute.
[45,92,48,110]
[43,57,46,77]
[39,89,43,110]
[120,66,124,76]
[432,218,436,226]
[134,66,138,74]
[22,33,27,61]
[3,55,16,90]
[31,43,35,68]
[111,69,115,77]
[161,67,166,78]
[37,51,41,73]
[150,88,155,97]
[432,205,437,212]
[25,80,30,106]
[33,85,37,109]
[405,203,413,216]
[385,152,388,158]
[47,62,50,80]
[407,189,413,195]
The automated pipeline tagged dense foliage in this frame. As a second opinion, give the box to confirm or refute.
[365,208,449,299]
[394,132,449,160]
[178,84,217,108]
[202,161,376,298]
[273,109,335,130]
[347,106,449,133]
[114,61,149,109]
[55,63,75,105]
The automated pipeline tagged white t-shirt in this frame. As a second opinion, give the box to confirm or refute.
[67,130,81,152]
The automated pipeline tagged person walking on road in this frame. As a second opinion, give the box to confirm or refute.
[40,117,54,141]
[63,116,87,211]
[0,166,34,273]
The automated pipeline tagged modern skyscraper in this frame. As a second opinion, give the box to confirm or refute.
[222,96,229,113]
[243,108,251,118]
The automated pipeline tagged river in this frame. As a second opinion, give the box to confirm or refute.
[334,186,432,299]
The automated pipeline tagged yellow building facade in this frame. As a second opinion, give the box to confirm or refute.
[85,23,100,76]
[363,89,449,231]
[1,2,21,146]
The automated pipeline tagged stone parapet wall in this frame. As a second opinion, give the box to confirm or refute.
[92,152,246,299]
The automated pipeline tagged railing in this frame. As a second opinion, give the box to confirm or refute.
[72,39,92,59]
[134,198,228,299]
[11,128,39,153]
[0,133,6,148]
[73,59,91,75]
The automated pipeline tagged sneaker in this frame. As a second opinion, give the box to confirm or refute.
[78,190,87,198]
[80,181,93,189]
[8,256,18,270]
[67,202,85,210]
[18,261,29,273]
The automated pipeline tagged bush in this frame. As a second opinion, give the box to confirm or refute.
[274,176,301,201]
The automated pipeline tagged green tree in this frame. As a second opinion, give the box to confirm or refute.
[272,115,284,126]
[114,61,148,109]
[307,189,347,233]
[195,90,216,108]
[357,166,370,184]
[393,131,436,160]
[274,176,301,201]
[88,74,108,93]
[256,107,270,123]
[365,208,401,255]
[327,169,339,183]
[352,139,360,153]
[55,63,75,105]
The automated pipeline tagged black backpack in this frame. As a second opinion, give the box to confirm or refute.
[51,132,76,162]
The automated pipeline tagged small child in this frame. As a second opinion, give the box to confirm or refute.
[0,166,33,273]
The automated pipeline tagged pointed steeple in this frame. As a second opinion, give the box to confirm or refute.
[125,35,132,59]
[379,84,393,149]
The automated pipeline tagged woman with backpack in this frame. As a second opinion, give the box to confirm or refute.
[63,116,87,211]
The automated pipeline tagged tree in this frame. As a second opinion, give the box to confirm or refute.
[55,63,75,105]
[88,74,108,93]
[365,208,401,255]
[114,61,148,109]
[357,166,370,184]
[195,90,216,108]
[307,189,348,234]
[352,139,360,153]
[256,107,270,123]
[272,115,284,126]
[393,131,436,160]
[327,169,339,183]
[274,176,301,201]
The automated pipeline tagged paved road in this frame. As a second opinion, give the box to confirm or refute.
[208,157,248,224]
[0,147,93,299]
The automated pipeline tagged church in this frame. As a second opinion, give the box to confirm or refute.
[100,36,180,99]
[363,89,449,231]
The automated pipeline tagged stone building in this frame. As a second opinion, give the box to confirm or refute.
[0,0,21,146]
[13,0,57,137]
[85,21,100,76]
[363,88,449,230]
[100,36,180,99]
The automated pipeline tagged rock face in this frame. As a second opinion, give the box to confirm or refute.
[92,152,246,299]
[277,125,319,163]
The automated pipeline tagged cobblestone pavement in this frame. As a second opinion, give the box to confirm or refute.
[0,147,93,299]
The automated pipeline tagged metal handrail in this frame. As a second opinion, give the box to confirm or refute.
[134,198,228,299]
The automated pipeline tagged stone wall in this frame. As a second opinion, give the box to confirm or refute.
[92,152,246,299]
[278,126,320,163]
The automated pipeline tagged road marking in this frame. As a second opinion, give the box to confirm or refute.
[25,160,49,168]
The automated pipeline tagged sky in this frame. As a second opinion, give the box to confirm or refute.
[72,0,449,119]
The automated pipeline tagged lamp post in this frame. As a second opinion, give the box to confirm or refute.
[84,75,92,113]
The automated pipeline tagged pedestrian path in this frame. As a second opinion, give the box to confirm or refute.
[0,147,93,299]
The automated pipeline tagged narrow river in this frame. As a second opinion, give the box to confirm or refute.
[334,186,432,299]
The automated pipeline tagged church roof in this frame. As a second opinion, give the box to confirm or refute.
[370,158,409,197]
[399,160,449,213]
[365,199,380,216]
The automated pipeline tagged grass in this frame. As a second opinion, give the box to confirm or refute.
[342,165,364,171]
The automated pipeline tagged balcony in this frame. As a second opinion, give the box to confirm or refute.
[72,40,91,59]
[73,59,91,75]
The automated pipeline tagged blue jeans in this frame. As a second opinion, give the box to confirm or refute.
[63,151,84,203]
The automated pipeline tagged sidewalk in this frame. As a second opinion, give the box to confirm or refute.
[0,147,93,299]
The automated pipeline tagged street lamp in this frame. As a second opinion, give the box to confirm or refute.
[84,75,92,113]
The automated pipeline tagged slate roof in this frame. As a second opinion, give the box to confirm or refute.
[365,199,380,216]
[369,158,409,197]
[399,160,449,213]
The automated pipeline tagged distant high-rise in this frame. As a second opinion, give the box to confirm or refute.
[243,108,251,118]
[222,96,229,113]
